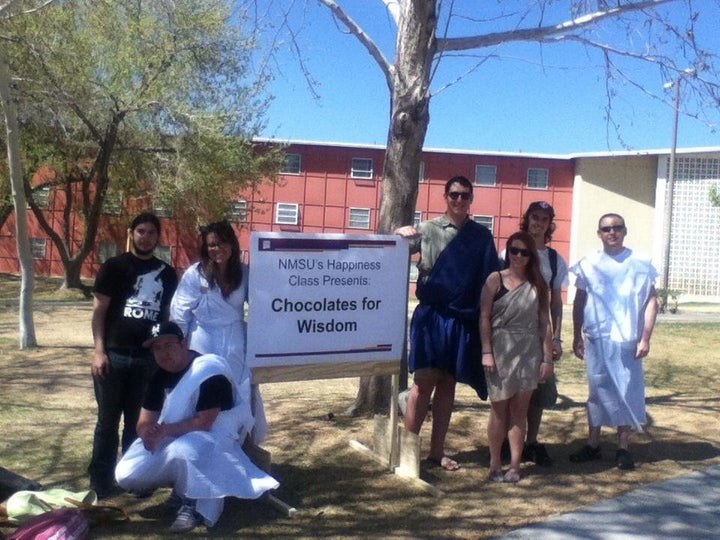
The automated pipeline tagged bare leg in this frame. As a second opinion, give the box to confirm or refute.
[617,425,632,449]
[428,377,456,462]
[403,379,434,434]
[587,425,601,447]
[488,399,509,474]
[508,390,532,473]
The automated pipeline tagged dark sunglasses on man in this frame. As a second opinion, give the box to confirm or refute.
[447,191,471,201]
[599,225,625,233]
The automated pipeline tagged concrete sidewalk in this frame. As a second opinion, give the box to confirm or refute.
[496,463,720,539]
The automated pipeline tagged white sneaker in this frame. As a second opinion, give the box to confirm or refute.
[169,503,201,533]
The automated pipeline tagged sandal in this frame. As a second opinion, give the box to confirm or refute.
[503,468,521,483]
[487,469,504,483]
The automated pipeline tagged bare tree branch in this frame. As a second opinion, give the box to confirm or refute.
[317,0,394,90]
[436,0,677,52]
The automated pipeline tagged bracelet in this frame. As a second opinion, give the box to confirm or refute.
[552,338,563,344]
[542,360,554,365]
[482,352,493,356]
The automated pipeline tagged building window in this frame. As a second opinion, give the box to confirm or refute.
[153,203,173,217]
[351,157,373,179]
[102,192,123,215]
[30,237,46,259]
[473,214,494,233]
[408,259,419,282]
[227,199,248,222]
[527,168,549,189]
[275,202,299,225]
[413,211,422,227]
[155,245,171,264]
[475,165,497,186]
[32,186,51,209]
[281,153,302,174]
[97,241,118,263]
[418,161,425,183]
[348,207,371,229]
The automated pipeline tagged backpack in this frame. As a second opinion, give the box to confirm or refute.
[548,247,558,289]
[7,507,88,540]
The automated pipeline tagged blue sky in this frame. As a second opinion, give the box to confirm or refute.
[259,1,720,154]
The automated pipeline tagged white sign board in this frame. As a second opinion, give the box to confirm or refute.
[246,232,409,369]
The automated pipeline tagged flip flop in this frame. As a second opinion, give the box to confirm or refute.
[427,456,461,471]
[503,468,521,483]
[487,469,504,483]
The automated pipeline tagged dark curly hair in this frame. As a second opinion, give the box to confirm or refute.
[520,201,556,244]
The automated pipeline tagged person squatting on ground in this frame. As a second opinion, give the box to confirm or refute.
[396,175,499,471]
[481,231,554,483]
[88,212,178,499]
[115,322,279,533]
[570,213,659,470]
[170,220,267,443]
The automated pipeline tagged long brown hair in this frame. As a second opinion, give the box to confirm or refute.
[199,220,243,297]
[504,231,549,315]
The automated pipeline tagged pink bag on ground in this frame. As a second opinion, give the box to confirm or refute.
[7,507,88,540]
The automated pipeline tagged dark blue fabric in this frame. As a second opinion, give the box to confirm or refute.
[410,220,499,399]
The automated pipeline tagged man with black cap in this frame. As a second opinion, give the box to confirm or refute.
[115,322,278,533]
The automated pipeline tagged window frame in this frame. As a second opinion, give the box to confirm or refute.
[527,167,549,189]
[473,214,494,233]
[351,157,373,179]
[97,241,118,263]
[227,199,248,222]
[281,153,302,175]
[275,202,300,225]
[30,237,47,259]
[475,164,497,186]
[348,207,371,229]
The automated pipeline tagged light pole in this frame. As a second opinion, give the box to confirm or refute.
[661,69,694,291]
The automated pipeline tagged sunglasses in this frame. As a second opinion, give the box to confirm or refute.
[599,225,625,233]
[508,246,531,257]
[447,191,471,201]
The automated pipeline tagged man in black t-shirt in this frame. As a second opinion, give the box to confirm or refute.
[88,212,178,499]
[115,322,278,533]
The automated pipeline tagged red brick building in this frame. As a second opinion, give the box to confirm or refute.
[0,140,574,280]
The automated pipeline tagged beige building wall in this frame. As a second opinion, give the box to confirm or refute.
[568,155,658,297]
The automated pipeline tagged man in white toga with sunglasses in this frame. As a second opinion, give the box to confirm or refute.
[569,213,658,471]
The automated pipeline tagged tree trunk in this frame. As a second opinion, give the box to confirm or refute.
[349,0,436,416]
[61,257,86,290]
[0,50,37,348]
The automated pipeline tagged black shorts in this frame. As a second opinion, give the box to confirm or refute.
[531,373,558,408]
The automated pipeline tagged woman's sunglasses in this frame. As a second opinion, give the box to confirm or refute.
[509,246,531,257]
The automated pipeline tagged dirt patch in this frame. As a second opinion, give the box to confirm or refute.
[1,304,719,539]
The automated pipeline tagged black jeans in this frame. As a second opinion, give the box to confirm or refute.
[88,348,155,488]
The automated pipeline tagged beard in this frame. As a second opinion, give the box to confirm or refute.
[133,240,156,257]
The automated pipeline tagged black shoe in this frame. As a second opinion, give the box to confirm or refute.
[523,442,553,467]
[90,479,117,500]
[615,449,635,470]
[569,444,601,463]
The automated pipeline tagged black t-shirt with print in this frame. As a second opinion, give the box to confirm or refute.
[143,354,234,413]
[93,252,178,349]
